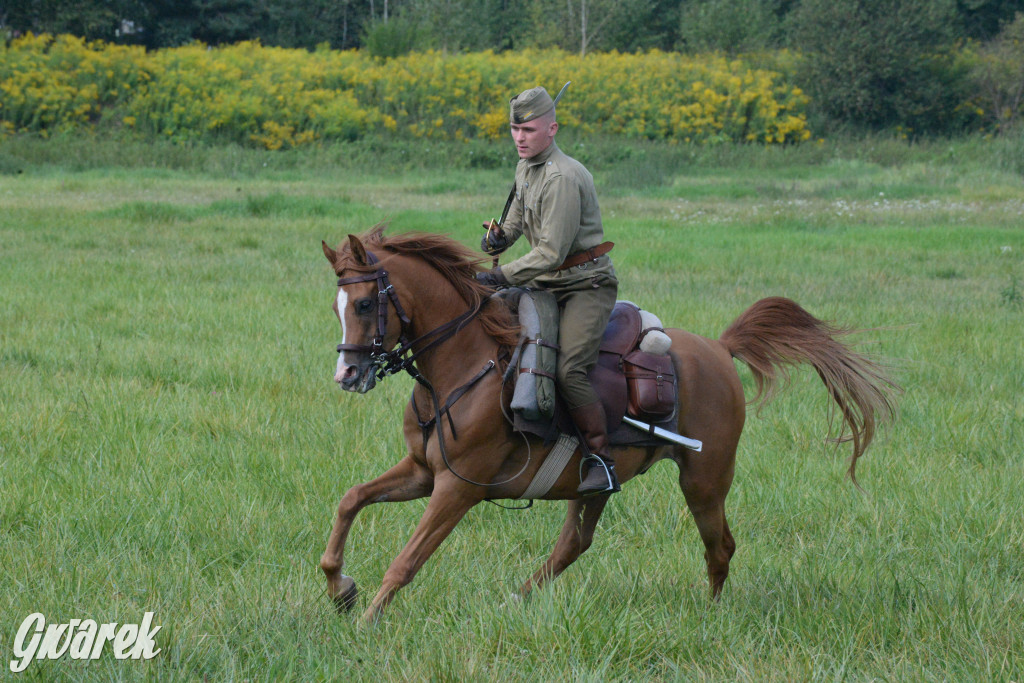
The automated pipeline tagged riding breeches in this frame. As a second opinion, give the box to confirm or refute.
[552,275,619,410]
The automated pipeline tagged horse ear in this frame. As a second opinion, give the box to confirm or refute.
[322,240,338,266]
[347,234,370,266]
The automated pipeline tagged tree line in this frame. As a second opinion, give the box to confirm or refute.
[2,0,1020,53]
[2,0,1023,136]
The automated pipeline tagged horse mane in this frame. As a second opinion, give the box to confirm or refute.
[333,223,520,349]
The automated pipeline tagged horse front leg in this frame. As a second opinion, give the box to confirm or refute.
[362,474,482,623]
[518,494,610,598]
[320,455,432,613]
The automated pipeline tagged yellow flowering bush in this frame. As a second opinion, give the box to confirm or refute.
[0,34,146,136]
[124,42,381,147]
[1,35,813,146]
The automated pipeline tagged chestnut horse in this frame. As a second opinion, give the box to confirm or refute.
[320,226,896,623]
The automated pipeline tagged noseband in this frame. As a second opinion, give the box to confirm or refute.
[334,249,483,381]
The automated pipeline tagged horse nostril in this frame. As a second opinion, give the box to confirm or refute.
[337,364,360,386]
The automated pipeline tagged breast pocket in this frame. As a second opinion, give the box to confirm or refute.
[524,202,539,229]
[523,189,540,228]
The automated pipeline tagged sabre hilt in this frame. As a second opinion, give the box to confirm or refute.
[479,182,517,265]
[481,218,509,266]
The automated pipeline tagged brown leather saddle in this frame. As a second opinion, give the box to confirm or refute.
[512,301,679,445]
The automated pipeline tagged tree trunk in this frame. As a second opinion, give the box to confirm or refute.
[580,0,587,57]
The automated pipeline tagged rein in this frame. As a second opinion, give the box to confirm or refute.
[334,250,531,501]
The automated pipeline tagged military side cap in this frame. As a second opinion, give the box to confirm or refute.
[510,82,571,123]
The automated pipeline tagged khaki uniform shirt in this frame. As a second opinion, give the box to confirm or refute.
[500,142,615,289]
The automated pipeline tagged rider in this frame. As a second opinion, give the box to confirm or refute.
[475,82,620,497]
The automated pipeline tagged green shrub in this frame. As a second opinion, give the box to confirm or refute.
[966,12,1024,134]
[361,17,423,59]
[993,125,1024,175]
[678,0,784,53]
[0,38,812,146]
[789,0,967,135]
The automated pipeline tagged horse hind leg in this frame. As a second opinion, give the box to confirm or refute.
[678,465,736,598]
[518,494,610,598]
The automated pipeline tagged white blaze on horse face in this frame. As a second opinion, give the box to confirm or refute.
[335,287,354,383]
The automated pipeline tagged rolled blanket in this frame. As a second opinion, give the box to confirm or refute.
[638,309,672,355]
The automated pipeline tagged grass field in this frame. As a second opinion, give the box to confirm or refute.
[1,136,1022,681]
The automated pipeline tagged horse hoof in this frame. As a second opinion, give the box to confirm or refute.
[331,574,359,613]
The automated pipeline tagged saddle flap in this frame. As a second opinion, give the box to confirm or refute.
[589,351,628,429]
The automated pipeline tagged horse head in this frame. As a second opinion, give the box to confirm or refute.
[323,234,408,394]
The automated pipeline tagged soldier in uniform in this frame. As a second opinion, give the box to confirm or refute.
[476,83,620,496]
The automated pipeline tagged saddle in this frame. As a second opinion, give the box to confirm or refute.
[498,289,679,446]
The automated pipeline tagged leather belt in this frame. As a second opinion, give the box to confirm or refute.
[556,241,614,270]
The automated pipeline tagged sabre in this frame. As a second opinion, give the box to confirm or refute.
[622,416,703,452]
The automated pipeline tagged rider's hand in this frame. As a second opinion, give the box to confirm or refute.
[475,266,509,289]
[480,221,509,255]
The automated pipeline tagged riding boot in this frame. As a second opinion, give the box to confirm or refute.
[570,401,621,496]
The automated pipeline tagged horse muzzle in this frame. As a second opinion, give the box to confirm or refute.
[335,356,378,393]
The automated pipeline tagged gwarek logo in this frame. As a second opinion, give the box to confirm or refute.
[9,612,161,673]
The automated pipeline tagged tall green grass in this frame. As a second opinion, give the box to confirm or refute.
[0,137,1022,680]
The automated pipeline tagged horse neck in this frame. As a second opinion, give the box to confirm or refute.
[395,258,499,392]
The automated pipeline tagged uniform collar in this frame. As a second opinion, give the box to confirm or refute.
[524,141,559,167]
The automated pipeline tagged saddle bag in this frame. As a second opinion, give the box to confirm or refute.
[600,302,677,423]
[622,350,677,422]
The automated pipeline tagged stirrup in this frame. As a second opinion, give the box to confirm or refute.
[577,455,620,496]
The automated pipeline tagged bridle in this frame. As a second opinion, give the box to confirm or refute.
[335,249,482,381]
[335,250,412,379]
[333,248,531,501]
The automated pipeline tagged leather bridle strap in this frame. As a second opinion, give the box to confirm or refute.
[335,250,411,355]
[409,359,531,494]
[334,249,485,379]
[410,359,497,449]
[384,298,484,372]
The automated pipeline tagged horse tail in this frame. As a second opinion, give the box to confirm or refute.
[718,297,898,483]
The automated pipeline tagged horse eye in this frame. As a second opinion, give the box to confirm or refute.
[355,298,374,314]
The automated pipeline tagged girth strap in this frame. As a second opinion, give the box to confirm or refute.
[518,433,579,500]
